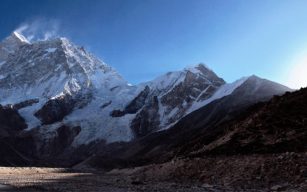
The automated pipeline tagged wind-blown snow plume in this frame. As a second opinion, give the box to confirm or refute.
[15,18,60,42]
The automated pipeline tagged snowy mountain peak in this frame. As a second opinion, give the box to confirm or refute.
[147,63,225,92]
[185,63,210,72]
[12,31,30,44]
[2,31,30,45]
[0,32,30,61]
[121,63,226,137]
[0,33,128,105]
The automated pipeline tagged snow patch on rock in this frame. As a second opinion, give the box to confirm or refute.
[187,76,249,113]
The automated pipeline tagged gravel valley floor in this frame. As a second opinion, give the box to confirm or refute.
[0,153,306,192]
[0,167,228,192]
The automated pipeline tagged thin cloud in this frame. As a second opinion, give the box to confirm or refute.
[15,18,61,42]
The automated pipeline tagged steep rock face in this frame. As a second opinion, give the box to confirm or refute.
[0,105,27,137]
[34,92,93,125]
[0,105,35,166]
[113,64,226,137]
[111,86,151,117]
[131,96,160,137]
[34,94,76,125]
[35,125,82,158]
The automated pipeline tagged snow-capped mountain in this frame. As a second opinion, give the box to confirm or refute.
[0,32,136,144]
[111,64,225,137]
[0,32,292,152]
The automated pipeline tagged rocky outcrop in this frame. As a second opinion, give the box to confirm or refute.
[0,105,27,137]
[124,86,150,113]
[34,95,76,124]
[34,91,93,125]
[100,101,112,109]
[11,98,39,110]
[36,125,81,158]
[0,105,35,166]
[131,96,160,137]
[111,86,150,117]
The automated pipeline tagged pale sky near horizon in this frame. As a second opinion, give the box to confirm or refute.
[1,0,307,89]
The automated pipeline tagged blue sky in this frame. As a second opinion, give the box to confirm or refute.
[1,0,307,88]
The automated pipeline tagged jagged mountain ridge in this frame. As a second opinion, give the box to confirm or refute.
[111,64,226,137]
[0,32,228,145]
[81,75,292,170]
[0,32,291,153]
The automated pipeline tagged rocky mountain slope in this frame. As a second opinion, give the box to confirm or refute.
[182,87,307,157]
[80,82,306,191]
[78,75,293,169]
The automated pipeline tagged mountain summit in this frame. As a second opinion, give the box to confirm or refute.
[0,31,29,61]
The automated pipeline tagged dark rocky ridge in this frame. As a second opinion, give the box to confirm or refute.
[34,95,76,125]
[106,87,306,191]
[184,87,307,157]
[10,98,39,110]
[35,92,93,125]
